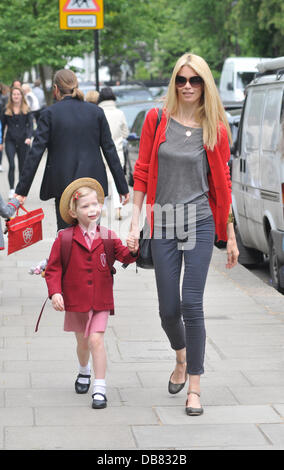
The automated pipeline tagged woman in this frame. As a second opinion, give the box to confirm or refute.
[127,53,239,416]
[98,87,129,220]
[1,87,33,198]
[15,69,129,230]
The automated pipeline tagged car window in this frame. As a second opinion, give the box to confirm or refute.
[237,72,255,89]
[261,88,283,152]
[115,89,153,103]
[131,111,146,135]
[243,91,265,151]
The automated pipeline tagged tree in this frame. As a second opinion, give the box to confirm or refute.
[0,0,93,103]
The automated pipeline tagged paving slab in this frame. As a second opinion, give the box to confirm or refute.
[132,424,269,449]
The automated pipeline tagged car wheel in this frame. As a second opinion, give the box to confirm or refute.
[269,234,284,294]
[235,224,263,267]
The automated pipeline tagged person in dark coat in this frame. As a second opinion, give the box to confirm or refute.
[15,69,129,229]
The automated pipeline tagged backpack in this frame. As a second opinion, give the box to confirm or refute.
[35,224,116,332]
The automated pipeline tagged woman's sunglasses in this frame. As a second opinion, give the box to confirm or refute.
[175,75,204,88]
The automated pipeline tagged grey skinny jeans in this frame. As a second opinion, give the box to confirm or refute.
[151,215,215,375]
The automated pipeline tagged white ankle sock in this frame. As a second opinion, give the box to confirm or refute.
[77,363,91,384]
[93,379,106,400]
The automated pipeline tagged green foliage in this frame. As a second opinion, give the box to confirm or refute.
[0,0,283,90]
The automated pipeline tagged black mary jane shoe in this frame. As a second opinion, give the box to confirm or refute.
[168,360,187,395]
[185,391,204,416]
[75,374,91,394]
[92,393,107,409]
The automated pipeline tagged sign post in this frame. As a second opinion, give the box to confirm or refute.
[59,0,104,91]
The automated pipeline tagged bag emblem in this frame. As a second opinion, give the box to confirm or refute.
[100,253,107,268]
[23,227,33,245]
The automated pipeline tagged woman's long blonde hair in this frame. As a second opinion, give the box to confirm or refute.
[164,53,231,150]
[54,69,84,101]
[5,87,29,116]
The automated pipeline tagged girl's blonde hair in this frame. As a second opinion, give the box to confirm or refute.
[5,87,29,116]
[54,69,84,102]
[164,53,231,150]
[69,186,97,214]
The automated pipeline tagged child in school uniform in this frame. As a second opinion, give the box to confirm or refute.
[45,177,137,409]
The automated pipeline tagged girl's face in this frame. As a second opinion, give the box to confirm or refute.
[69,190,102,229]
[11,88,23,106]
[175,65,203,106]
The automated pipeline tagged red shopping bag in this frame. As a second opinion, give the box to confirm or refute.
[6,206,44,255]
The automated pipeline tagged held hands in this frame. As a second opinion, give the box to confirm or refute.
[127,225,140,253]
[51,293,65,311]
[25,138,31,146]
[14,194,26,204]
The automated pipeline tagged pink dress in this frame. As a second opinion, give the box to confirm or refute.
[64,225,110,338]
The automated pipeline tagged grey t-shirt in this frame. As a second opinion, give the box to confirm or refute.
[154,118,211,231]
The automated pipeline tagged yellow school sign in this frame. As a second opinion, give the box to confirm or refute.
[59,0,104,30]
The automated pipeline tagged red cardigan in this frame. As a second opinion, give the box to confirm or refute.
[133,108,232,241]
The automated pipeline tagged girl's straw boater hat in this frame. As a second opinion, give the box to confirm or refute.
[59,177,105,224]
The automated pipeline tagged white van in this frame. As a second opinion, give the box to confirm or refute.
[219,57,265,103]
[231,57,284,293]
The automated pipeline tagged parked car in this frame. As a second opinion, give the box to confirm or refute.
[225,104,243,175]
[79,82,153,103]
[123,103,163,186]
[219,57,267,104]
[231,57,284,293]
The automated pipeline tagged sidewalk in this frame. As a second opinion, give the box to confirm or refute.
[0,157,284,450]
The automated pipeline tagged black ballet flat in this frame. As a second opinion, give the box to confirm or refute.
[185,391,204,416]
[168,360,187,395]
[75,374,91,394]
[92,393,107,409]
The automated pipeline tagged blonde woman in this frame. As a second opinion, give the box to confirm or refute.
[15,69,129,229]
[127,53,239,416]
[1,87,33,198]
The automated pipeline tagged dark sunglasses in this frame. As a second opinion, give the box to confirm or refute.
[175,75,204,88]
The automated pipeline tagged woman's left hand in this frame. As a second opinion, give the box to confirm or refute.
[25,138,31,146]
[226,238,239,269]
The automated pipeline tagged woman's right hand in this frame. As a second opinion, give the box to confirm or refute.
[51,293,65,311]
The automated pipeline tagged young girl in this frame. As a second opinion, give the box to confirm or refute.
[1,87,33,198]
[45,177,137,409]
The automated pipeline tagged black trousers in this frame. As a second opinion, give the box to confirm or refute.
[5,140,28,189]
[55,197,70,231]
[151,215,215,375]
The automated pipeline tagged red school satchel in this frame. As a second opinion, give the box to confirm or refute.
[6,206,44,255]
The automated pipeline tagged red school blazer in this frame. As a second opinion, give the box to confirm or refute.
[45,225,137,314]
[133,108,232,241]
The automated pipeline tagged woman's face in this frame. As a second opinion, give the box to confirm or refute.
[11,88,23,106]
[175,65,203,106]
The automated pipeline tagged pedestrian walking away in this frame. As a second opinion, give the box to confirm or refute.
[127,52,239,416]
[44,177,138,409]
[14,69,130,230]
[98,87,129,221]
[1,87,33,199]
